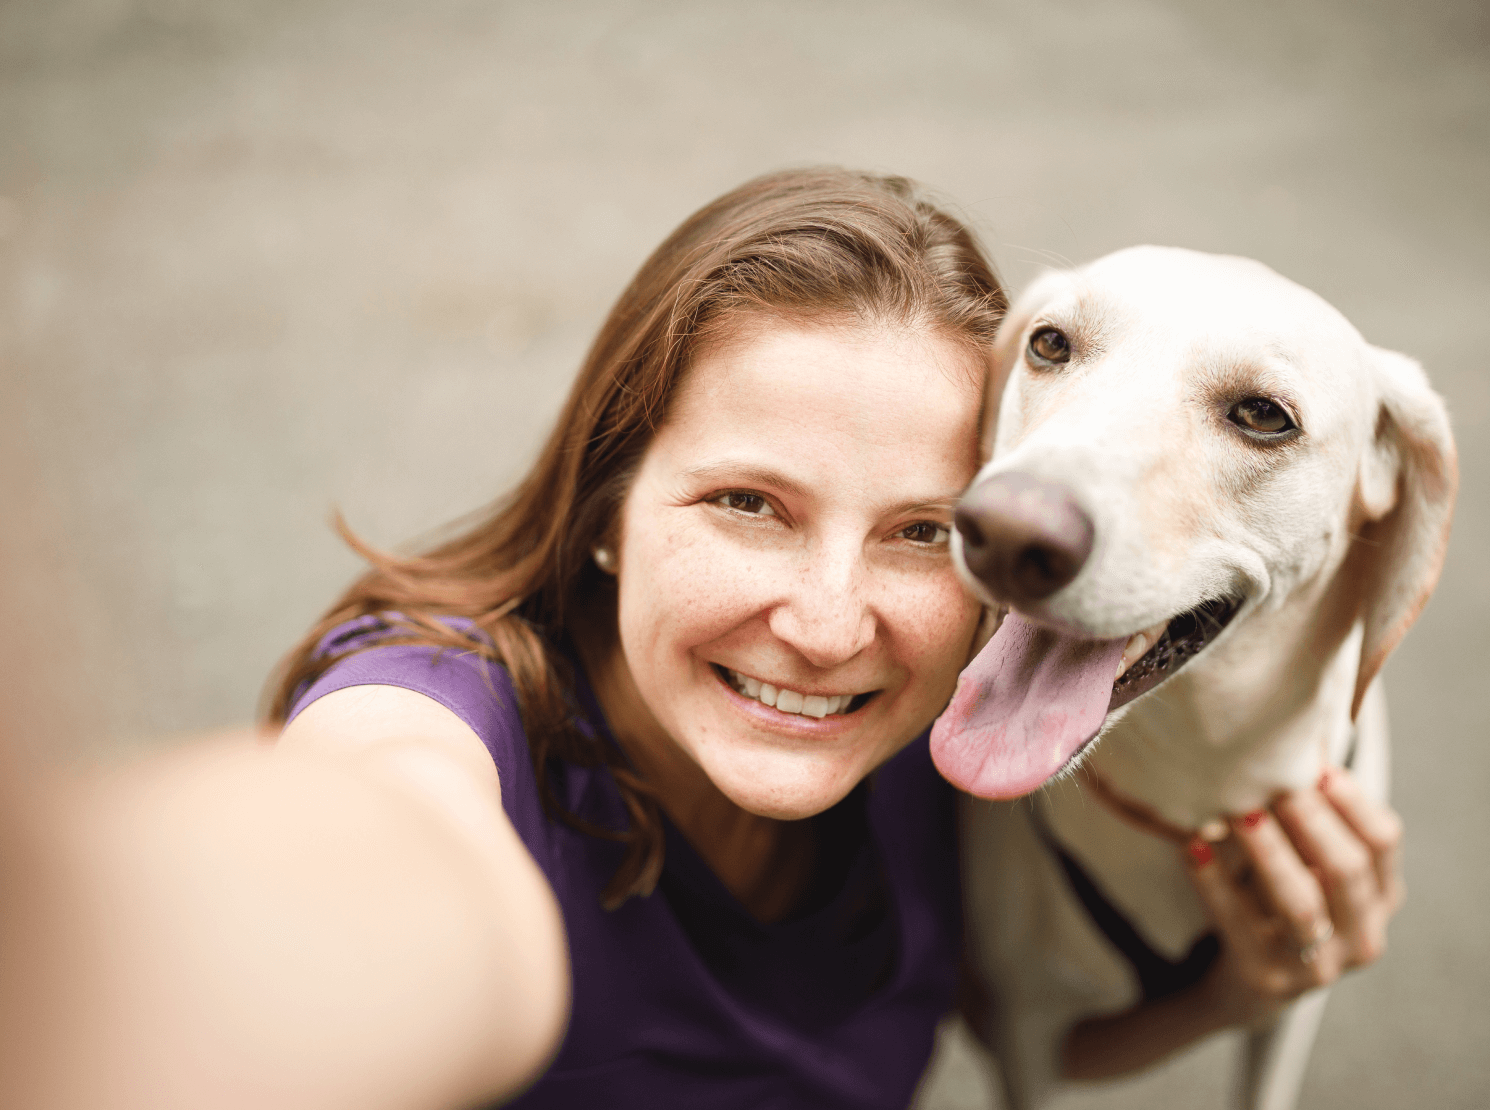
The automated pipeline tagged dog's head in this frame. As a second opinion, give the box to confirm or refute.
[932,246,1456,798]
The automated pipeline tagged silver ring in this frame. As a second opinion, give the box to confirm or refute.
[1298,921,1335,964]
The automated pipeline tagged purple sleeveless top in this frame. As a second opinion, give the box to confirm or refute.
[287,617,962,1109]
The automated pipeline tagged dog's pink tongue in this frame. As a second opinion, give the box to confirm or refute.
[931,614,1127,799]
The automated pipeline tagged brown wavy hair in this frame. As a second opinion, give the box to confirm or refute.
[266,167,1007,909]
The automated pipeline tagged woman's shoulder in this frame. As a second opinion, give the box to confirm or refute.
[286,612,530,790]
[282,613,569,875]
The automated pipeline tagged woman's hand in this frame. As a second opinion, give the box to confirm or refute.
[1187,766,1405,1029]
[1062,766,1403,1081]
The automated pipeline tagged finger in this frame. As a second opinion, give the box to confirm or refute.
[1184,838,1311,998]
[1272,790,1385,965]
[1185,839,1277,966]
[1230,807,1336,955]
[1319,767,1404,908]
[1210,831,1250,883]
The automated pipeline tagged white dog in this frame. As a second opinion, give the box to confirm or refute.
[935,247,1456,1109]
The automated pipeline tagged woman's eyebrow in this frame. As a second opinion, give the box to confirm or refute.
[682,461,962,516]
[895,496,961,516]
[680,462,812,501]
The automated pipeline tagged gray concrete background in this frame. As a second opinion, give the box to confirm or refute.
[3,0,1486,1105]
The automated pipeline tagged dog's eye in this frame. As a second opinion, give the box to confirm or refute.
[1028,328,1070,365]
[1229,398,1296,436]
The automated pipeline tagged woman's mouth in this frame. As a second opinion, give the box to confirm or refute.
[712,664,877,719]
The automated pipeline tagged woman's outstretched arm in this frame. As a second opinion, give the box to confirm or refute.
[0,687,569,1110]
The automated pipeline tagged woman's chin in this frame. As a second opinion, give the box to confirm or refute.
[704,754,868,822]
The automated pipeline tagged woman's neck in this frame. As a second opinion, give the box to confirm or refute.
[575,628,815,924]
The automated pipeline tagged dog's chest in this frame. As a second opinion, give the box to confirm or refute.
[1039,785,1208,960]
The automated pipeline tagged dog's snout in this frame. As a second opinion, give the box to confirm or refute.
[955,473,1094,604]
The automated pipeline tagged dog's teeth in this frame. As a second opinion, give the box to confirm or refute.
[1115,619,1170,680]
[759,682,778,708]
[1116,635,1147,679]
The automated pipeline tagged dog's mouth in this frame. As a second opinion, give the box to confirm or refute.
[1109,595,1244,712]
[929,594,1245,800]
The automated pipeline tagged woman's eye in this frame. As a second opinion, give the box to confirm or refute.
[1028,327,1071,365]
[900,521,950,545]
[1228,397,1297,437]
[714,491,776,516]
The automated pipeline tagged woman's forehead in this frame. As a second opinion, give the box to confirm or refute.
[654,320,984,495]
[679,318,982,407]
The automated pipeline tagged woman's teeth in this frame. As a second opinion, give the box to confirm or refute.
[724,668,855,719]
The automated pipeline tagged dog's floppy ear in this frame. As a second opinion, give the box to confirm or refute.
[1351,346,1458,719]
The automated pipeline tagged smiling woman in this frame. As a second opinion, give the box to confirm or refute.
[591,322,983,921]
[268,168,1007,1107]
[607,324,982,816]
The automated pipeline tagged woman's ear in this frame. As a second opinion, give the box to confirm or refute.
[1350,346,1458,719]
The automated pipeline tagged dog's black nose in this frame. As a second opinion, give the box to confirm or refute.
[955,472,1094,604]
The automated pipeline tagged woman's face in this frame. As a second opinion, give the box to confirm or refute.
[612,319,985,821]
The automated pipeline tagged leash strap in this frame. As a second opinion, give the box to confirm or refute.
[1028,799,1219,1004]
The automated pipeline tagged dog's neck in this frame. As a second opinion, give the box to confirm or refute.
[1083,555,1366,829]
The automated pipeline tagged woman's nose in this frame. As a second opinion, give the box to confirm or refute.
[766,551,876,668]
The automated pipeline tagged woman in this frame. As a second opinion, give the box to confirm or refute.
[266,169,1401,1107]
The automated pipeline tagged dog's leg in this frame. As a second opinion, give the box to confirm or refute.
[1349,678,1392,804]
[1234,679,1392,1109]
[1234,989,1330,1110]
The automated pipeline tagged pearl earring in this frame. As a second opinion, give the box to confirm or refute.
[592,546,617,573]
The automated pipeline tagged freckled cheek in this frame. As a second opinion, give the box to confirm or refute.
[882,570,981,683]
[621,520,783,651]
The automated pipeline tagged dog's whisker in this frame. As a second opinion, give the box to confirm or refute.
[1001,243,1079,271]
